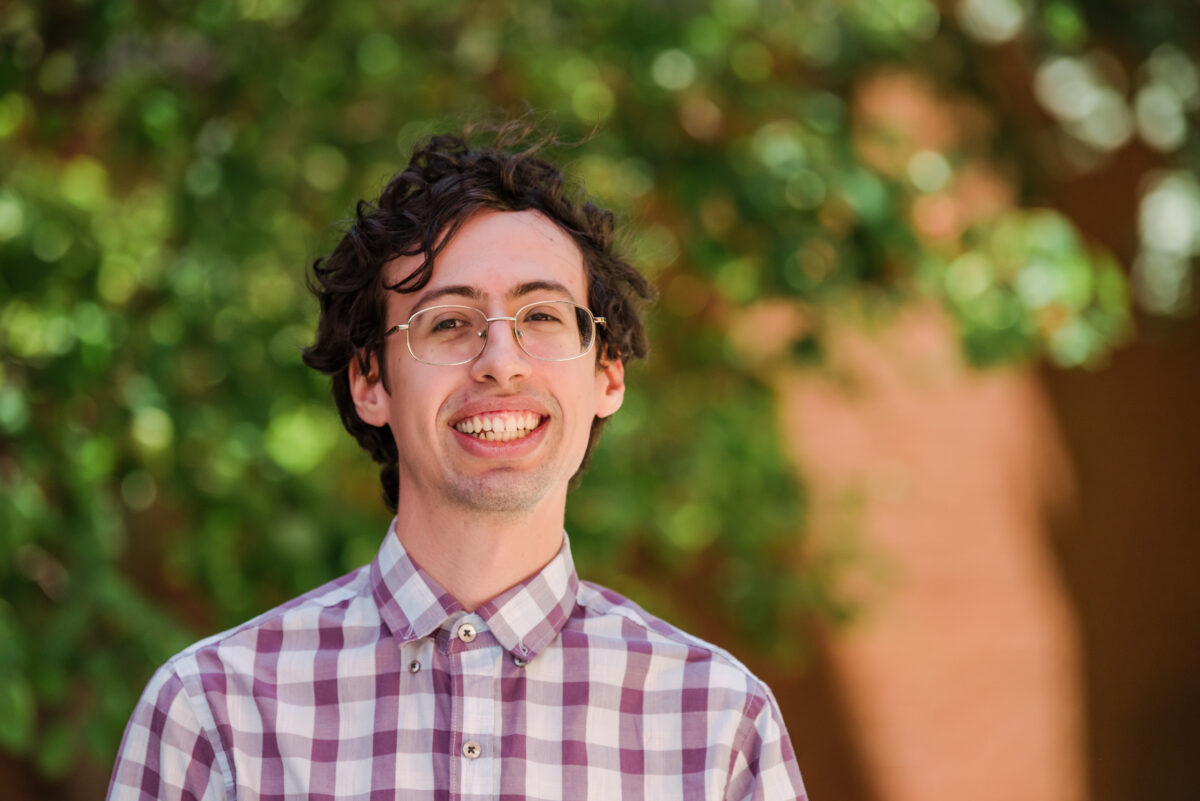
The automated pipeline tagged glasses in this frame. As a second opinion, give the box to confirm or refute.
[385,300,607,366]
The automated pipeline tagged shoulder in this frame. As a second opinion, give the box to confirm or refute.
[572,580,775,715]
[573,579,750,669]
[111,566,378,797]
[161,563,376,687]
[569,582,807,799]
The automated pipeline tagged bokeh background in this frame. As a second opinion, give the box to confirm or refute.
[2,1,1198,799]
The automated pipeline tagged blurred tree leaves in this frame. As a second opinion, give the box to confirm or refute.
[2,0,1197,778]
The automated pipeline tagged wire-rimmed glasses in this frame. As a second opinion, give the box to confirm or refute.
[385,300,606,366]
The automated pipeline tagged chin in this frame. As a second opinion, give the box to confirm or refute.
[444,473,559,515]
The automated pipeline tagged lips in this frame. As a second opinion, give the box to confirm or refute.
[453,411,544,442]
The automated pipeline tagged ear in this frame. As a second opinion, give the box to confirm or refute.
[593,356,626,419]
[348,351,390,428]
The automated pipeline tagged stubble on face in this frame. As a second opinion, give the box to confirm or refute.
[438,465,560,515]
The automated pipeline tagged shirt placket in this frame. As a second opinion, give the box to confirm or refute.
[448,614,498,800]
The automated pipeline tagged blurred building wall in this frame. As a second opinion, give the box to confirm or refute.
[775,304,1086,801]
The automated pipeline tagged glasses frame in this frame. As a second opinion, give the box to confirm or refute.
[384,299,607,366]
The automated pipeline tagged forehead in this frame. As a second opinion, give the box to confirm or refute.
[385,210,587,309]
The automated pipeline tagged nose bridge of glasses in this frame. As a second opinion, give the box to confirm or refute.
[483,314,520,337]
[479,314,521,343]
[471,314,529,366]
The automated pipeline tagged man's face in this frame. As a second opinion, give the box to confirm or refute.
[351,209,625,516]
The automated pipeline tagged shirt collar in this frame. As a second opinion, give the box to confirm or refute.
[370,520,463,643]
[474,535,579,662]
[369,519,579,662]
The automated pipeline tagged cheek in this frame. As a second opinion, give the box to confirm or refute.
[551,367,594,423]
[573,373,607,435]
[389,366,451,435]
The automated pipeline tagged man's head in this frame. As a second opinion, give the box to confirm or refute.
[302,128,655,512]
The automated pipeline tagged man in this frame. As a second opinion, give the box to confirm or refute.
[108,129,808,800]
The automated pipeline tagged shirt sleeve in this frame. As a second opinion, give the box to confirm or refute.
[724,686,808,801]
[106,665,227,801]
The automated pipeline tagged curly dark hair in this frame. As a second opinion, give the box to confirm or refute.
[302,126,655,512]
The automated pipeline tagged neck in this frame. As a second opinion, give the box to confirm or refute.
[391,491,567,611]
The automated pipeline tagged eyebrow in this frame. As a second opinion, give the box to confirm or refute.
[408,279,578,312]
[508,280,576,301]
[409,284,483,311]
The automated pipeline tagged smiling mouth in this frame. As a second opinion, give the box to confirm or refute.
[454,412,545,442]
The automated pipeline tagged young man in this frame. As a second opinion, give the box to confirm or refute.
[108,131,808,800]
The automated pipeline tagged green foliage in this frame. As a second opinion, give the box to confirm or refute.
[1,0,1195,778]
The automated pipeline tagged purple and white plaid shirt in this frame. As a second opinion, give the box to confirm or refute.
[108,522,807,800]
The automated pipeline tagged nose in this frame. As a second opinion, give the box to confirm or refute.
[468,316,531,385]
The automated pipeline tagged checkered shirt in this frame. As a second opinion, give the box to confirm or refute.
[107,522,807,800]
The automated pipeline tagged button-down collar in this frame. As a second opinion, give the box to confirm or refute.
[369,519,579,663]
[370,520,463,644]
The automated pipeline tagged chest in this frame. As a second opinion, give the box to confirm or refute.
[223,638,740,800]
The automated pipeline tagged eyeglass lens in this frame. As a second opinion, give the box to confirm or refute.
[407,301,595,365]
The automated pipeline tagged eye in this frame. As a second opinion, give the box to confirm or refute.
[521,305,567,325]
[415,307,483,338]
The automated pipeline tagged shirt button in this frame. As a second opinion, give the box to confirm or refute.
[456,622,477,643]
[408,659,421,673]
[462,741,482,759]
[512,654,526,667]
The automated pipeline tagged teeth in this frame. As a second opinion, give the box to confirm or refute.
[455,412,542,440]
